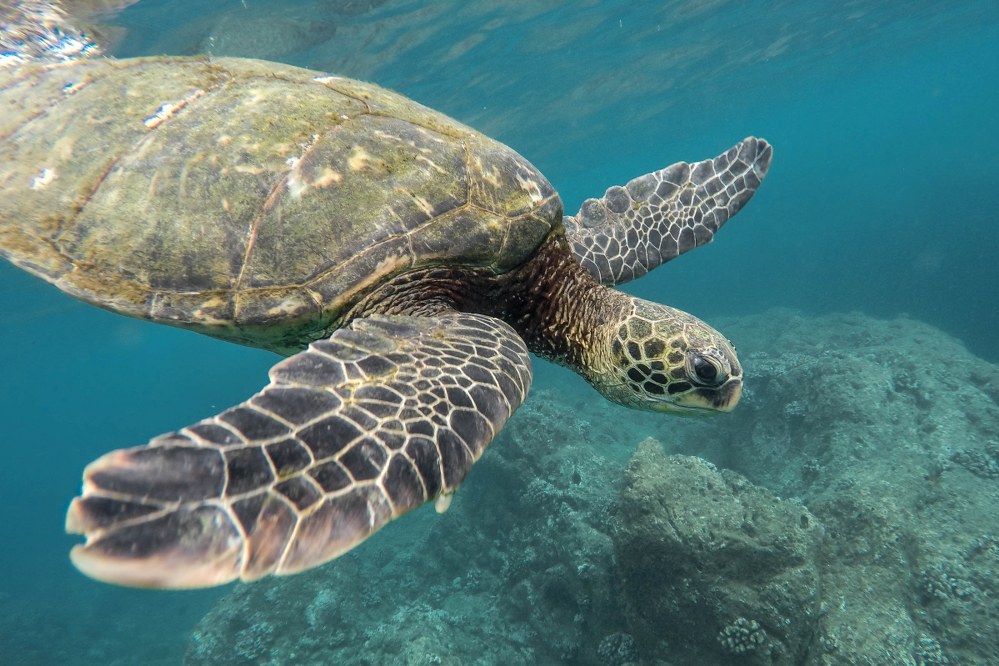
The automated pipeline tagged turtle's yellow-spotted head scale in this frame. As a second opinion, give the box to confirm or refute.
[585,298,742,414]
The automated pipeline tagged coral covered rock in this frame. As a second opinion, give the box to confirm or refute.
[636,311,999,665]
[612,440,823,665]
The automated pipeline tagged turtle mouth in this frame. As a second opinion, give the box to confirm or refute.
[712,378,743,412]
[668,378,743,415]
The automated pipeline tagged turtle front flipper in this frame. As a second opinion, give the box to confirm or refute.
[564,137,772,285]
[65,313,531,588]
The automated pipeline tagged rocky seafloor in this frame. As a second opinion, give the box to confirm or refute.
[185,309,999,665]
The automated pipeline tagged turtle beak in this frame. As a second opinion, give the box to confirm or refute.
[713,378,742,412]
[667,377,742,415]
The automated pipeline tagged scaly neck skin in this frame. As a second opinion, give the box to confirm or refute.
[483,233,628,376]
[342,231,630,387]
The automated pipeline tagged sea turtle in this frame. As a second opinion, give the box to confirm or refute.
[0,3,771,588]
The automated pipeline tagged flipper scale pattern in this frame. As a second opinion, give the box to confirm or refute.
[564,137,772,285]
[65,312,531,588]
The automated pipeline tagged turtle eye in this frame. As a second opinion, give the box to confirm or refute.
[691,354,722,385]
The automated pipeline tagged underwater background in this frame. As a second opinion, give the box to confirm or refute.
[1,1,998,664]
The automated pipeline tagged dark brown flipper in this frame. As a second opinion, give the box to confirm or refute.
[66,312,532,588]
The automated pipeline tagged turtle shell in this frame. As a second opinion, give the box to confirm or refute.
[0,56,560,351]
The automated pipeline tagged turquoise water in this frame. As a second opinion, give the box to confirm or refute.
[1,1,998,663]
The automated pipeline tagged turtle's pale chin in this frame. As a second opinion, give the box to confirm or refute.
[658,378,743,415]
[591,375,743,415]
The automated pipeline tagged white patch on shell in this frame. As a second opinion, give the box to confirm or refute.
[143,89,206,129]
[480,162,502,188]
[30,167,56,190]
[313,167,343,188]
[415,154,448,175]
[62,80,87,96]
[286,166,307,198]
[374,253,409,275]
[411,194,436,218]
[515,172,545,204]
[348,146,374,172]
[285,134,320,199]
[192,297,232,326]
[0,54,26,68]
[266,298,306,318]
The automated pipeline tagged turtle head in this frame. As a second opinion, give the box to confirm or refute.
[588,299,742,415]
